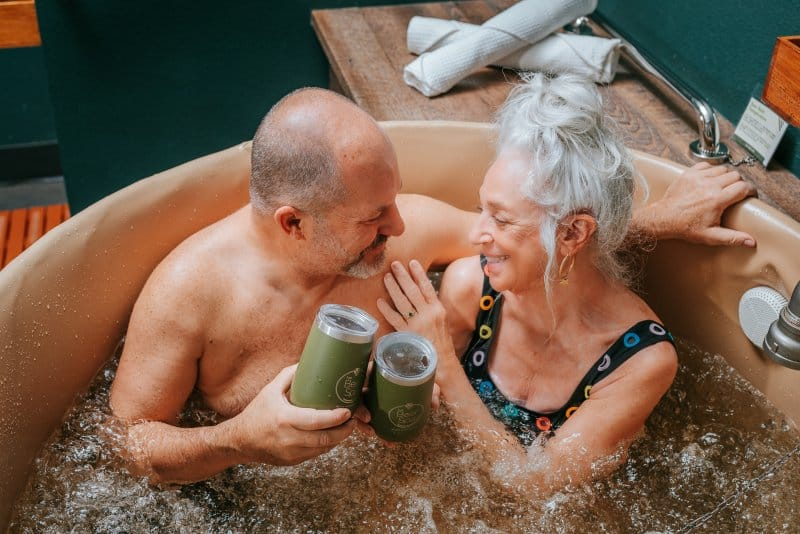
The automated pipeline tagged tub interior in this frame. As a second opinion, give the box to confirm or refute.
[1,121,799,530]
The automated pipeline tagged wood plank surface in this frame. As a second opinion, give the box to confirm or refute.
[0,204,70,270]
[0,211,8,264]
[0,0,41,48]
[311,0,800,221]
[23,206,44,248]
[3,209,27,267]
[763,36,800,126]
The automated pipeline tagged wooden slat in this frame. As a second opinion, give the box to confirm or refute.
[3,209,27,267]
[0,211,8,265]
[24,206,44,248]
[763,36,800,126]
[0,204,70,270]
[44,203,63,232]
[0,0,41,48]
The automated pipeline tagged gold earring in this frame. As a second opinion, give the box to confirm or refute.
[558,254,575,285]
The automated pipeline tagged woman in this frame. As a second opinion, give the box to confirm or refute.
[377,73,678,493]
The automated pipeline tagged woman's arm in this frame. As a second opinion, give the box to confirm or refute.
[517,341,678,493]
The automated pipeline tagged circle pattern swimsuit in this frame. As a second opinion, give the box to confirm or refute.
[461,257,676,446]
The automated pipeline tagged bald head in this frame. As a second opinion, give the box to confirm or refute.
[250,88,390,216]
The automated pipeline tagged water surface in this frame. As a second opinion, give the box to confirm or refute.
[9,340,800,533]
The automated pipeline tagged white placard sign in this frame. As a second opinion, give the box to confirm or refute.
[732,97,789,166]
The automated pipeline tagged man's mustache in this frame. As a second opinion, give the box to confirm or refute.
[366,234,388,251]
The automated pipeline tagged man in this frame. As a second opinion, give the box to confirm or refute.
[109,88,756,484]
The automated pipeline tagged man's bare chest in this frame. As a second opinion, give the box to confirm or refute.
[193,277,393,416]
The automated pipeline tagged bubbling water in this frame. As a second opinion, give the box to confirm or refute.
[8,340,800,533]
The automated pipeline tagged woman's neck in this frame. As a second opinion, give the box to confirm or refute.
[503,258,618,339]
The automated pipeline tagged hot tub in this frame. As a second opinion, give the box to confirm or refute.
[1,121,799,529]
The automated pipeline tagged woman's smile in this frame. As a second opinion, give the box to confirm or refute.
[483,254,509,276]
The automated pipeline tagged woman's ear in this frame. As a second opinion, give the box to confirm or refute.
[558,213,597,256]
[274,205,306,239]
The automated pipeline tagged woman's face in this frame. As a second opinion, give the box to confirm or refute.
[469,150,548,293]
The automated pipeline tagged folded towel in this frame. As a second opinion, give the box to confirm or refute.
[407,17,621,84]
[404,0,598,97]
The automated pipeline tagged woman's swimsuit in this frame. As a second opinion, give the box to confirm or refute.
[461,256,675,446]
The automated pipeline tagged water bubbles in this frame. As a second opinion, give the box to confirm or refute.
[699,432,721,446]
[8,338,800,532]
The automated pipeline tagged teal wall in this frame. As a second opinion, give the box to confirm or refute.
[596,1,799,177]
[36,1,420,212]
[33,1,800,212]
[0,47,60,180]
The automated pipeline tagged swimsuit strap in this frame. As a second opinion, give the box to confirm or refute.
[460,256,676,445]
[461,256,503,379]
[556,319,676,427]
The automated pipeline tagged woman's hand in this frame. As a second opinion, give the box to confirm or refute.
[377,260,458,369]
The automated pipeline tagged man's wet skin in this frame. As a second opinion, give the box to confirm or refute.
[108,87,476,484]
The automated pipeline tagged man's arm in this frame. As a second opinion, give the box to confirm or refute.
[396,194,479,269]
[109,261,354,484]
[400,163,757,273]
[630,162,757,246]
[119,365,355,484]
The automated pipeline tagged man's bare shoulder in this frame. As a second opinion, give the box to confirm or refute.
[135,208,250,319]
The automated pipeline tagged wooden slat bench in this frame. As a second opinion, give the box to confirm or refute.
[0,203,69,268]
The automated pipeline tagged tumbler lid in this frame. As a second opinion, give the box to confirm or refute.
[375,332,438,386]
[316,304,379,344]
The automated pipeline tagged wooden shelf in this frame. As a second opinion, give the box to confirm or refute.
[0,0,41,48]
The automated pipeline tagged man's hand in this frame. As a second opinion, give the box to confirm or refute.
[231,364,357,466]
[634,162,757,247]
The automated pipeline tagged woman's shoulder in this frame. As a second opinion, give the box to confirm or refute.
[442,256,484,295]
[440,256,485,330]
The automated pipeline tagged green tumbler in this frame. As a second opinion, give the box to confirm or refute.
[290,304,379,413]
[366,332,438,442]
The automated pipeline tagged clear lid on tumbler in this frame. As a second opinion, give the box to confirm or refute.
[316,304,379,344]
[375,332,438,386]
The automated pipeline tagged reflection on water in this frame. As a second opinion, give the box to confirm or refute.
[9,340,800,533]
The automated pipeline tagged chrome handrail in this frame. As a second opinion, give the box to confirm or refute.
[578,15,730,164]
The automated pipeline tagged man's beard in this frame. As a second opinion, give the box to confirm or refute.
[316,231,389,280]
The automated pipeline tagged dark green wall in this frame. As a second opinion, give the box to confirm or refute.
[0,47,60,180]
[36,1,420,212]
[36,1,800,212]
[596,0,799,177]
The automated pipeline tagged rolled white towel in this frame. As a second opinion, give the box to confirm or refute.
[407,16,621,84]
[404,0,598,97]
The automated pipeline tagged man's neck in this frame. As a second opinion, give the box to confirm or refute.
[245,205,348,296]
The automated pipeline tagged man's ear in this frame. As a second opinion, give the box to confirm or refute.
[274,206,306,239]
[557,213,597,256]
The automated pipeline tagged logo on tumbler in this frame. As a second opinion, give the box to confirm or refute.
[388,403,424,429]
[335,368,362,404]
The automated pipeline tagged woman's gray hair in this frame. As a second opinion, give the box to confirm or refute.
[495,72,645,294]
